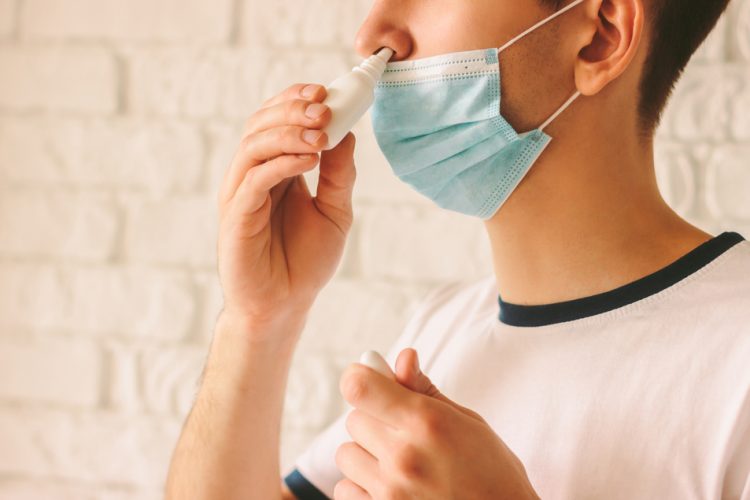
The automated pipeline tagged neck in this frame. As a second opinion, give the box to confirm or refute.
[483,117,712,305]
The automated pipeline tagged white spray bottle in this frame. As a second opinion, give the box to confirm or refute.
[320,47,395,151]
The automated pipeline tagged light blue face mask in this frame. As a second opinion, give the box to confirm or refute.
[371,0,585,220]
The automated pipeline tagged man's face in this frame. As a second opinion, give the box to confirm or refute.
[354,0,578,133]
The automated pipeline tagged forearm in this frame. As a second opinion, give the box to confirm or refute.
[165,312,306,500]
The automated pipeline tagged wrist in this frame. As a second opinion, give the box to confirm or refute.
[201,311,305,395]
[216,306,309,348]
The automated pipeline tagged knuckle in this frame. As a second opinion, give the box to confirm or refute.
[345,375,368,404]
[242,116,255,133]
[285,125,304,143]
[380,484,409,500]
[334,441,355,470]
[340,368,368,404]
[332,480,347,499]
[239,133,254,153]
[286,99,305,122]
[391,443,424,480]
[344,409,358,435]
[288,83,306,96]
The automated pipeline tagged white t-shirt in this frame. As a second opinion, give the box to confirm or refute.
[283,232,750,500]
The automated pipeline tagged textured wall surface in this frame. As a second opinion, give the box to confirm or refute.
[0,1,748,498]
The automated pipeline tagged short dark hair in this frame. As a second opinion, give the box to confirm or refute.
[538,0,731,134]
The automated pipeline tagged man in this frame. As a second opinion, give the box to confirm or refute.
[166,0,749,499]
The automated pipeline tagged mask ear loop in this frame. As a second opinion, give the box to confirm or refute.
[497,0,587,54]
[539,90,581,132]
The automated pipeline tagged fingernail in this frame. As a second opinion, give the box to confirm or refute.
[302,129,323,144]
[305,103,327,119]
[301,84,318,98]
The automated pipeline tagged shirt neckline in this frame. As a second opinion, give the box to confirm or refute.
[498,231,746,328]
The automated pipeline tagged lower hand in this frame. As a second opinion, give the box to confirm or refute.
[334,348,540,500]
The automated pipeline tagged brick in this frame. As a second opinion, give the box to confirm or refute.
[126,47,266,119]
[107,344,205,416]
[19,0,233,43]
[358,205,493,283]
[0,264,69,331]
[126,47,350,119]
[123,195,217,267]
[0,0,15,38]
[0,407,180,487]
[0,190,117,260]
[240,0,371,48]
[0,46,116,113]
[730,70,750,139]
[692,13,727,63]
[0,117,203,193]
[730,0,750,60]
[660,64,746,141]
[0,264,197,341]
[0,338,100,407]
[705,145,750,221]
[66,267,198,340]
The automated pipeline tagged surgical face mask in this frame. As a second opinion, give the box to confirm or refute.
[370,0,585,220]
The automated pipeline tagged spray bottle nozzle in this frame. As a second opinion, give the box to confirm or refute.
[375,47,395,62]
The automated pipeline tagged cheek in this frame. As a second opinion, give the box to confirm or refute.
[499,36,570,133]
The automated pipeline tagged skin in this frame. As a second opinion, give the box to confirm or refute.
[166,0,714,499]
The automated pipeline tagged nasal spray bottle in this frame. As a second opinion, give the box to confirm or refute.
[320,47,395,150]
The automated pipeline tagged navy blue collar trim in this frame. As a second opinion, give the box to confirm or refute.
[498,232,745,328]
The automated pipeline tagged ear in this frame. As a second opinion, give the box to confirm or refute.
[574,0,644,96]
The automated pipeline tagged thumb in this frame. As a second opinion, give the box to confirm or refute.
[395,348,444,400]
[396,347,484,421]
[314,132,356,224]
[395,348,484,421]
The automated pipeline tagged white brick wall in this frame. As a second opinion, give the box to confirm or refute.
[0,0,748,498]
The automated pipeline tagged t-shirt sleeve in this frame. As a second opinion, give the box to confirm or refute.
[281,283,455,499]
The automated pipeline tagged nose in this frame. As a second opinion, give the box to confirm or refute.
[353,3,412,61]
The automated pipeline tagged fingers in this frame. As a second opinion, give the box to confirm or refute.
[245,98,332,137]
[231,153,320,219]
[220,125,327,207]
[246,125,328,164]
[340,363,420,430]
[259,83,327,110]
[345,408,397,460]
[333,478,370,500]
[219,82,328,208]
[334,441,379,495]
